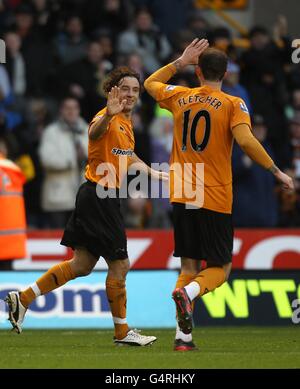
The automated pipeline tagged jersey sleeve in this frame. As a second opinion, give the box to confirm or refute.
[155,84,187,110]
[89,107,107,127]
[230,98,251,130]
[88,107,112,139]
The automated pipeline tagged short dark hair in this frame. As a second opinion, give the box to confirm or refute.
[60,96,80,107]
[102,66,142,95]
[198,48,228,81]
[249,26,268,39]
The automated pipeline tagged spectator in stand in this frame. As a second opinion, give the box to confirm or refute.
[240,25,288,90]
[131,108,150,166]
[0,64,11,100]
[172,29,198,56]
[247,63,289,167]
[278,167,298,227]
[149,104,176,224]
[285,89,300,121]
[279,113,300,226]
[287,58,300,92]
[222,61,252,113]
[0,66,24,157]
[13,3,42,52]
[118,7,171,74]
[132,0,195,41]
[4,31,26,105]
[23,98,52,228]
[12,3,54,96]
[82,0,132,39]
[185,11,209,40]
[39,97,88,228]
[277,110,299,226]
[290,114,300,176]
[232,114,278,227]
[123,190,171,229]
[31,0,49,26]
[210,26,241,63]
[0,0,16,35]
[240,26,290,168]
[54,15,88,66]
[30,0,58,39]
[150,105,173,160]
[272,15,293,80]
[211,27,232,53]
[93,30,116,65]
[126,52,146,82]
[122,52,156,124]
[57,41,112,121]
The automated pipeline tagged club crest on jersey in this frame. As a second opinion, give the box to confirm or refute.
[240,102,249,114]
[166,85,176,91]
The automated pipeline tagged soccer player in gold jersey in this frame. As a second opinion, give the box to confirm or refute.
[6,67,167,346]
[144,39,294,351]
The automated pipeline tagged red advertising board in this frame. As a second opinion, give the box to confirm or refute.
[11,229,300,270]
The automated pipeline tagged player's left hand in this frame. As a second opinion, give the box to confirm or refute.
[274,169,295,191]
[178,38,209,68]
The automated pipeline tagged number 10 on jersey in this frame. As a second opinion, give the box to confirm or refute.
[182,109,211,152]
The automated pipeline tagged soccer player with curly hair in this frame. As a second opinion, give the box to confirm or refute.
[6,66,167,346]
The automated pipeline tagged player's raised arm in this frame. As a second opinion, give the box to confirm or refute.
[144,38,209,100]
[88,86,127,141]
[232,123,294,190]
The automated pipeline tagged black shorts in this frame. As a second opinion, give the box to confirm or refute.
[172,203,233,265]
[61,181,128,260]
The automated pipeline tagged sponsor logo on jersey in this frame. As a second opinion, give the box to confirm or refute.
[111,148,134,156]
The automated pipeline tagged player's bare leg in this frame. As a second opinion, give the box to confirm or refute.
[105,257,156,346]
[5,247,97,333]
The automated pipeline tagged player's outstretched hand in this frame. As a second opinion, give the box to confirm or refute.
[178,38,209,68]
[107,86,127,116]
[274,169,295,191]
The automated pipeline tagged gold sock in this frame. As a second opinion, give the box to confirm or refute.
[194,267,226,297]
[20,261,75,308]
[106,277,129,340]
[175,273,196,289]
[20,288,35,308]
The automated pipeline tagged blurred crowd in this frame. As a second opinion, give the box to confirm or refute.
[0,0,299,229]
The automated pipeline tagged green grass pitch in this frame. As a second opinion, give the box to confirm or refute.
[0,327,300,369]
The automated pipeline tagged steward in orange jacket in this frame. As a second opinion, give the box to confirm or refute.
[0,144,26,270]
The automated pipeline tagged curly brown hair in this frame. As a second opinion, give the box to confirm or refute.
[102,66,142,96]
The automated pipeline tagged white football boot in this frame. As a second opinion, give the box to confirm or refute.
[5,291,27,334]
[114,329,157,346]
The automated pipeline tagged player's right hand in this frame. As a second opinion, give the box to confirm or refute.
[178,38,209,68]
[107,86,127,116]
